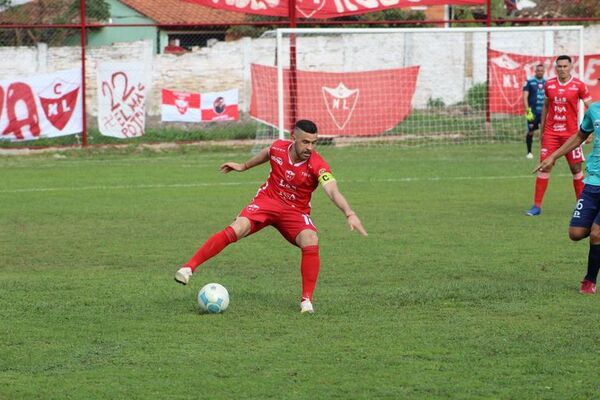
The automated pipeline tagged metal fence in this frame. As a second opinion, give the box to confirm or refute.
[0,0,599,148]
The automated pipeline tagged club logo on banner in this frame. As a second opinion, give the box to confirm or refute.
[185,0,484,19]
[161,89,201,122]
[250,64,419,136]
[489,49,600,115]
[0,69,82,142]
[97,63,148,138]
[322,83,359,129]
[201,89,239,122]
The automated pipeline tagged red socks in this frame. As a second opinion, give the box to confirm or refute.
[186,226,237,272]
[534,174,549,208]
[301,245,320,301]
[573,172,584,199]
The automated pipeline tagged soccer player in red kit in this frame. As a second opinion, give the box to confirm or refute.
[174,120,368,313]
[527,55,593,216]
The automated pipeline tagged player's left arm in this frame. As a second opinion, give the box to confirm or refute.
[320,176,368,236]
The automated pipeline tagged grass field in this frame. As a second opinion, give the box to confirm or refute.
[1,143,599,399]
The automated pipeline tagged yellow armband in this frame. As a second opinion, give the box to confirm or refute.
[318,172,336,186]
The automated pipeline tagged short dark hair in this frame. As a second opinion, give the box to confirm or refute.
[556,55,572,64]
[535,64,544,69]
[295,119,318,134]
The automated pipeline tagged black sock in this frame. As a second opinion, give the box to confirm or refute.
[526,134,533,154]
[585,244,600,283]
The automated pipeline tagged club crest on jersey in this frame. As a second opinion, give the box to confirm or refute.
[285,170,295,181]
[322,82,359,130]
[38,79,80,130]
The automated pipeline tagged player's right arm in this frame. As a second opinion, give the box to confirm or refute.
[540,97,549,135]
[220,147,270,174]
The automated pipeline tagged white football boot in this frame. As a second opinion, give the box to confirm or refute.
[174,267,193,285]
[300,298,314,314]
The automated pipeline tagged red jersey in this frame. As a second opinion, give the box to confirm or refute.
[543,76,591,136]
[255,139,332,214]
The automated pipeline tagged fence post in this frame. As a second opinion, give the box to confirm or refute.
[80,0,88,147]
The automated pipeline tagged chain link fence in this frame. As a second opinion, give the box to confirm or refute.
[0,0,598,148]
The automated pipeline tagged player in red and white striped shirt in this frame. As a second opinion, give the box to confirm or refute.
[527,55,593,216]
[175,120,368,314]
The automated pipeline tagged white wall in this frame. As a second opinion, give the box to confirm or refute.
[1,26,599,116]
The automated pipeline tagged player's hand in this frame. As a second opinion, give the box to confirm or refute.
[533,157,554,174]
[220,162,245,173]
[347,214,368,236]
[526,107,535,122]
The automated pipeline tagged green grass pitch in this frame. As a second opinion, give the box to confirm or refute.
[1,143,599,399]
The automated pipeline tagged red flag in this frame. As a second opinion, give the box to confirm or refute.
[200,89,239,122]
[185,0,485,19]
[250,64,419,136]
[161,89,201,122]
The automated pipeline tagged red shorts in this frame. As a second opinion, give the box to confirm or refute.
[541,133,584,164]
[238,195,317,245]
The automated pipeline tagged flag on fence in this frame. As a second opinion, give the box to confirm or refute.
[161,89,201,122]
[97,63,149,138]
[185,0,484,19]
[489,49,600,115]
[250,64,419,136]
[201,89,239,122]
[0,69,82,142]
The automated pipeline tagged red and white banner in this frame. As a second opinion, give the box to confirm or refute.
[161,89,201,122]
[97,63,148,138]
[250,64,419,136]
[201,89,239,122]
[489,49,600,115]
[0,69,82,142]
[186,0,484,19]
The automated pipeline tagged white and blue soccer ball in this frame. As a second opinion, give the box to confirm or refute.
[198,283,229,314]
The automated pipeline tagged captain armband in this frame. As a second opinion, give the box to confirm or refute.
[318,172,336,186]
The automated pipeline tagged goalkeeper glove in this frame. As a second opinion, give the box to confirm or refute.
[526,107,535,122]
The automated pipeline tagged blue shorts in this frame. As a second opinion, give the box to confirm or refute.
[570,185,600,228]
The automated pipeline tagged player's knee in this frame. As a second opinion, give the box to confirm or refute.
[590,229,600,244]
[230,217,251,239]
[569,227,589,241]
[296,230,318,247]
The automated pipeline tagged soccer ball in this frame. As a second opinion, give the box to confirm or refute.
[198,283,229,314]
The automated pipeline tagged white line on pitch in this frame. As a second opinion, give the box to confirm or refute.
[0,174,573,194]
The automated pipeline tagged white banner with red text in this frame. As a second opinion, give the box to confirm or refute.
[97,63,148,138]
[0,69,82,142]
[185,0,484,19]
[489,49,600,115]
[250,64,419,136]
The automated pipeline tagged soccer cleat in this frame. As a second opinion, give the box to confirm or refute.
[174,266,193,285]
[300,298,314,314]
[580,280,597,295]
[526,153,534,159]
[526,206,541,216]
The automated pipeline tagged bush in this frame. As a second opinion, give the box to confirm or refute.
[466,83,487,111]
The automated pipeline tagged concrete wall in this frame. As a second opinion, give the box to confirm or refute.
[1,27,600,117]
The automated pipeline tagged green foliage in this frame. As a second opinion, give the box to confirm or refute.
[427,97,445,109]
[2,144,600,398]
[466,83,487,111]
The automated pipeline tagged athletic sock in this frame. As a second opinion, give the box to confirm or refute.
[300,245,320,301]
[573,172,584,199]
[534,173,550,208]
[185,226,237,272]
[526,134,533,154]
[585,244,600,283]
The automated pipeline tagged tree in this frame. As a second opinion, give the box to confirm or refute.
[0,0,110,46]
